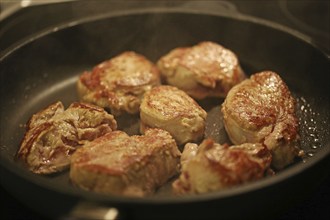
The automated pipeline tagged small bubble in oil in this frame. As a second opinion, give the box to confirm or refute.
[307,152,314,157]
[296,96,322,157]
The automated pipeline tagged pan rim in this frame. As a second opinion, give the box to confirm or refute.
[0,6,329,60]
[1,7,329,205]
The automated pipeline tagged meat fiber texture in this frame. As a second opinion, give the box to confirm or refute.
[173,139,272,194]
[221,71,301,169]
[70,128,181,197]
[157,41,246,99]
[17,101,117,174]
[77,51,160,115]
[140,85,207,145]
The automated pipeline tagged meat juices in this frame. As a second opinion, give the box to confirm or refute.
[157,41,246,99]
[77,51,160,115]
[221,71,301,169]
[17,101,117,174]
[70,128,181,197]
[140,85,207,145]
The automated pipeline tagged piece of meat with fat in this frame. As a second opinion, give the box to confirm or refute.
[140,85,207,145]
[221,71,301,169]
[70,128,181,197]
[157,41,246,99]
[172,139,272,194]
[77,51,160,115]
[17,101,117,174]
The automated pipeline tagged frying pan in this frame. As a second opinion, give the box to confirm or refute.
[1,6,329,220]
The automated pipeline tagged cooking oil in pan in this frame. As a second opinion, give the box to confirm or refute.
[199,95,325,163]
[295,96,324,161]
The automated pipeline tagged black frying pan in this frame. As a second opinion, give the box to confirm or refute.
[1,7,329,220]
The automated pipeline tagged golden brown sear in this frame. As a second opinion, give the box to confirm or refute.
[77,51,160,115]
[221,71,301,169]
[17,101,117,174]
[140,85,207,145]
[172,139,272,194]
[157,41,245,99]
[70,128,181,197]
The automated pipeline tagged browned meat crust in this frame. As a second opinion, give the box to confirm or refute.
[17,101,117,174]
[221,71,300,169]
[77,51,160,115]
[173,139,272,194]
[70,128,181,196]
[140,85,207,145]
[157,41,246,99]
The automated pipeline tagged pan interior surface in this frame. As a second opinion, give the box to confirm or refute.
[0,12,329,204]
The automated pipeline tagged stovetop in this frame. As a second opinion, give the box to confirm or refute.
[1,1,329,220]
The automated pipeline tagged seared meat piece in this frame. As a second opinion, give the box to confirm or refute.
[77,51,160,115]
[17,101,117,174]
[172,139,272,194]
[70,128,181,197]
[221,71,300,169]
[157,41,245,99]
[140,85,207,145]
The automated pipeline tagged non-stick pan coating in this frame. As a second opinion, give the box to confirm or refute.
[1,11,329,219]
